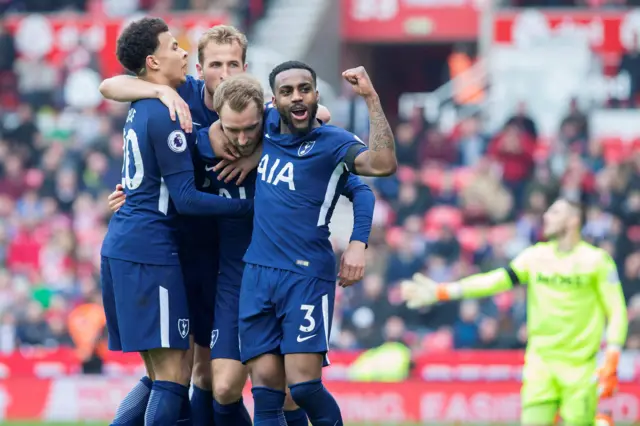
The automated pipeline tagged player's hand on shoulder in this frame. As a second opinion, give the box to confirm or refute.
[108,184,126,212]
[342,66,377,99]
[214,144,262,185]
[339,241,366,287]
[158,86,192,133]
[209,121,241,161]
[400,273,438,309]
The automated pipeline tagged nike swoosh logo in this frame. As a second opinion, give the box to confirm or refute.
[297,334,317,343]
[205,165,215,172]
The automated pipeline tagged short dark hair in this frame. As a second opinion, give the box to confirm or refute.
[117,17,169,75]
[269,60,317,92]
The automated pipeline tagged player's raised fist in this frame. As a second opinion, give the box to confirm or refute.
[400,273,438,309]
[342,66,376,98]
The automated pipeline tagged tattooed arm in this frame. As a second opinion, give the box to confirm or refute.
[342,67,397,177]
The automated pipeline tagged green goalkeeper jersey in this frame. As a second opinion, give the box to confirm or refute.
[459,241,627,362]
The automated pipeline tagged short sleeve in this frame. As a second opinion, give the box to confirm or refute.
[148,109,194,177]
[333,132,368,170]
[176,75,203,100]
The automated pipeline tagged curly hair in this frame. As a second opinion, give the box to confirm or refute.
[116,17,169,75]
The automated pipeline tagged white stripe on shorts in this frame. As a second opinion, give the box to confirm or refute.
[321,294,330,365]
[160,286,169,348]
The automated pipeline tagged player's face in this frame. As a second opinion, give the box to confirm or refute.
[272,69,319,134]
[153,32,189,87]
[543,200,571,239]
[219,102,263,156]
[197,41,247,96]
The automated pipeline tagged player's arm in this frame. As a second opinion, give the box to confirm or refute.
[342,67,396,177]
[337,175,375,287]
[401,247,532,309]
[317,104,331,124]
[99,75,192,132]
[341,175,374,247]
[150,112,252,216]
[594,251,628,398]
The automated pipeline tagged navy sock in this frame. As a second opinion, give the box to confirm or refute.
[289,379,342,426]
[284,408,309,426]
[252,387,286,426]
[110,376,152,426]
[190,386,213,426]
[145,381,189,426]
[213,397,252,426]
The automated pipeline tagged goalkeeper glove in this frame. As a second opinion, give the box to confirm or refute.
[400,273,458,309]
[597,346,620,399]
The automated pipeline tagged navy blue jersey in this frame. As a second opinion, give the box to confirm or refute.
[196,128,255,282]
[177,75,219,132]
[176,75,220,249]
[243,107,369,281]
[102,99,197,265]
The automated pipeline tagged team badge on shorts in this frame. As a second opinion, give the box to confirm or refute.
[178,319,190,339]
[210,329,219,349]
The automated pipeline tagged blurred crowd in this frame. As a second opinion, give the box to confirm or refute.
[330,99,640,353]
[0,0,246,15]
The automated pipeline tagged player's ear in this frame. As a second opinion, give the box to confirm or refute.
[271,96,276,108]
[146,54,160,72]
[243,62,248,72]
[196,62,203,80]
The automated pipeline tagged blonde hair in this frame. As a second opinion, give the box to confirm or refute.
[197,25,248,65]
[213,74,264,114]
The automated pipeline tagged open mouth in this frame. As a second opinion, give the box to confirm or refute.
[290,105,308,122]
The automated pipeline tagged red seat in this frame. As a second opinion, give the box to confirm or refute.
[457,227,482,253]
[600,137,625,164]
[424,206,463,235]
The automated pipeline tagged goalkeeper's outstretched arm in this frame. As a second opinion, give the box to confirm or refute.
[401,247,532,308]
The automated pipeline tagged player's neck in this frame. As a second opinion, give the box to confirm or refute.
[143,74,178,90]
[279,118,321,135]
[204,88,215,111]
[555,234,581,253]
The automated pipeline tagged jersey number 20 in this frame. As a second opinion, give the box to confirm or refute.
[122,129,170,214]
[122,129,144,190]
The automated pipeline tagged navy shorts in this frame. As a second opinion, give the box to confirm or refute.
[181,245,218,348]
[238,264,335,365]
[210,276,241,361]
[101,256,190,352]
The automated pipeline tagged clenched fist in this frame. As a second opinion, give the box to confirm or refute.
[342,66,377,99]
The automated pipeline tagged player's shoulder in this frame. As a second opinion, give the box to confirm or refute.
[316,125,361,142]
[577,241,613,263]
[515,241,550,263]
[132,98,169,116]
[177,74,204,97]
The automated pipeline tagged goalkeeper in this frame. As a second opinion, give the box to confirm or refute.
[401,198,627,426]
